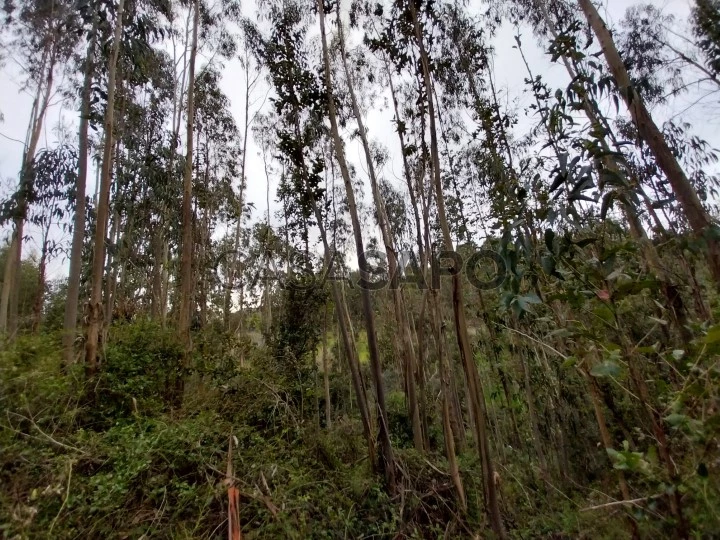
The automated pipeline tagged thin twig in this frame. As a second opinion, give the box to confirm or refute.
[48,459,73,534]
[501,325,568,360]
[580,494,662,512]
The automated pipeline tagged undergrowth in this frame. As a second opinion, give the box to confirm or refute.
[0,322,715,538]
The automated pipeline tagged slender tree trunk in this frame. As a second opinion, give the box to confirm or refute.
[313,202,375,470]
[384,61,430,448]
[1,48,56,337]
[31,234,49,333]
[578,0,720,287]
[582,367,639,539]
[104,210,120,326]
[336,14,423,452]
[408,2,504,535]
[322,301,332,428]
[518,345,549,478]
[316,0,397,491]
[63,29,95,363]
[151,219,165,319]
[178,0,200,361]
[84,0,125,373]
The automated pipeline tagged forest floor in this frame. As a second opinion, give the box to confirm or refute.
[0,325,668,538]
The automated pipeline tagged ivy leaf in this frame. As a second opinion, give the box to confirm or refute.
[561,356,577,368]
[590,360,621,378]
[664,413,688,427]
[704,324,720,343]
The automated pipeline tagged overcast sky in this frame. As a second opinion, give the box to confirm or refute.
[0,0,717,284]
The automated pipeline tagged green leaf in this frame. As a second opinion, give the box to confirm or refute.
[705,324,720,344]
[664,413,688,427]
[561,356,577,368]
[519,293,542,305]
[591,360,621,378]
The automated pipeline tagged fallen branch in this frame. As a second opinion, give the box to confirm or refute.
[6,411,88,455]
[580,494,662,512]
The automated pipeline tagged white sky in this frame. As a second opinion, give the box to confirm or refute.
[0,0,718,285]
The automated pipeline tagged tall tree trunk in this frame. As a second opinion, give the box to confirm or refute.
[384,60,430,449]
[408,2,504,535]
[1,48,56,337]
[430,286,467,510]
[84,0,126,373]
[313,202,375,470]
[178,0,200,358]
[336,13,423,452]
[316,0,396,492]
[63,29,95,364]
[104,210,120,326]
[578,0,720,287]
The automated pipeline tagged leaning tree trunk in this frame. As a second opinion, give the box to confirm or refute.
[531,11,692,345]
[336,13,424,452]
[408,1,505,535]
[84,0,125,373]
[313,202,375,469]
[316,0,397,492]
[578,0,720,288]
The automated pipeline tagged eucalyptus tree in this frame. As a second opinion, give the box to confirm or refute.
[252,0,382,479]
[369,0,505,531]
[576,0,720,289]
[177,0,240,353]
[84,0,127,372]
[63,0,100,364]
[316,0,399,491]
[177,0,200,361]
[333,4,424,452]
[26,145,77,333]
[223,24,263,331]
[0,0,80,336]
[192,67,241,327]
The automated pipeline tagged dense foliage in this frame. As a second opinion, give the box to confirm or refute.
[1,0,720,537]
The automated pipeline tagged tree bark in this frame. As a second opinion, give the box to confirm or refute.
[322,301,332,429]
[408,1,504,535]
[336,13,423,452]
[578,0,720,287]
[84,0,125,373]
[63,28,95,364]
[313,202,375,470]
[31,237,48,333]
[1,47,56,337]
[178,0,200,360]
[316,0,397,492]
